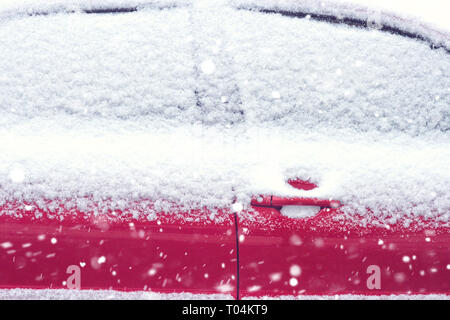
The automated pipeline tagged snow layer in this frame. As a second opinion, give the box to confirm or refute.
[281,205,322,219]
[0,9,199,124]
[0,288,446,300]
[0,288,232,300]
[1,124,448,224]
[0,0,191,18]
[230,0,450,50]
[0,3,449,225]
[222,9,449,133]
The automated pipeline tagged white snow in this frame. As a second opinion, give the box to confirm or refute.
[332,0,450,31]
[289,278,298,287]
[230,0,450,50]
[281,206,320,219]
[0,0,191,18]
[8,167,25,183]
[200,60,216,75]
[289,264,302,277]
[0,288,233,300]
[0,1,448,226]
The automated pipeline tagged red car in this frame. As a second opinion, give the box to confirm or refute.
[0,1,448,299]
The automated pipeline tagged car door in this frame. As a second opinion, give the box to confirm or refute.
[228,9,450,298]
[0,4,448,300]
[238,198,449,298]
[0,6,238,298]
[0,204,237,297]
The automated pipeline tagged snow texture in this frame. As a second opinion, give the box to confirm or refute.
[0,288,447,300]
[281,205,321,219]
[230,0,450,50]
[0,288,232,300]
[0,0,191,18]
[0,1,449,225]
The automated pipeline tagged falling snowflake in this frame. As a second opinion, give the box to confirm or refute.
[200,60,216,75]
[9,167,25,183]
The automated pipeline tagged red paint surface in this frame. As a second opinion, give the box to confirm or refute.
[0,203,237,297]
[0,200,448,298]
[239,206,449,298]
[287,178,318,191]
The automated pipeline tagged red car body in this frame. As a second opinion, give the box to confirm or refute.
[1,190,448,299]
[0,7,448,299]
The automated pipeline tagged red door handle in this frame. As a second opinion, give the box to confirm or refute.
[251,196,341,208]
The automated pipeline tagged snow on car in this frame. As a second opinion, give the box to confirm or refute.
[0,0,448,299]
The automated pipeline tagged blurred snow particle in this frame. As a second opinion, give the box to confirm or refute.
[1,242,13,249]
[232,202,243,213]
[200,60,216,75]
[247,285,261,292]
[289,264,302,277]
[9,167,25,183]
[270,272,282,282]
[216,283,233,293]
[344,89,354,97]
[50,238,57,245]
[394,272,406,283]
[289,278,298,287]
[98,256,106,264]
[271,91,281,99]
[402,256,411,263]
[90,256,106,270]
[290,234,303,246]
[314,238,325,248]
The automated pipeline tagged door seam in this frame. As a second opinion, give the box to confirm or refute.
[233,212,240,300]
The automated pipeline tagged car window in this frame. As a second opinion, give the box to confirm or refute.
[221,10,449,135]
[0,9,199,123]
[1,8,447,133]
